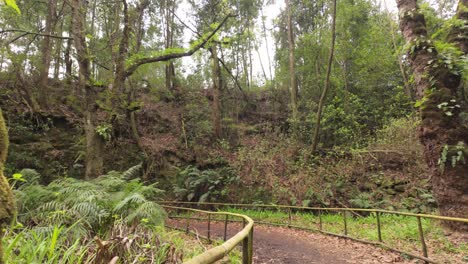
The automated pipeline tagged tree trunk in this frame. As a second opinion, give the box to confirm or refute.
[64,36,72,83]
[54,19,64,80]
[448,0,468,54]
[71,0,104,179]
[396,0,468,230]
[286,0,298,121]
[261,8,273,82]
[311,0,337,153]
[38,0,57,109]
[211,45,222,138]
[385,8,414,100]
[0,108,15,264]
[164,0,176,91]
[113,0,130,94]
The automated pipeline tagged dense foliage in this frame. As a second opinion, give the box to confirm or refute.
[2,167,196,263]
[0,0,467,261]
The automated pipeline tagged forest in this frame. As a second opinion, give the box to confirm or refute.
[0,0,467,263]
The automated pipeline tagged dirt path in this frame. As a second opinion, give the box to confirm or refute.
[167,219,416,263]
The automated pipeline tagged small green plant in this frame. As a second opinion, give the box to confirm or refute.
[438,142,466,172]
[95,123,112,141]
[436,99,461,117]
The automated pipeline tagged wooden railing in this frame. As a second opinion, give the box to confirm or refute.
[161,205,254,264]
[161,201,468,264]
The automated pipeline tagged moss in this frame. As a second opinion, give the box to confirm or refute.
[0,110,7,165]
[0,108,15,264]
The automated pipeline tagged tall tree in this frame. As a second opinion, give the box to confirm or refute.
[311,0,337,152]
[448,0,468,54]
[286,0,298,121]
[71,0,105,179]
[211,44,222,138]
[69,0,232,178]
[396,0,468,229]
[163,0,177,91]
[37,0,58,109]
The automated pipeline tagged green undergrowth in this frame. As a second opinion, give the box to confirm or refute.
[2,167,221,263]
[197,207,466,263]
[2,224,207,263]
[229,116,431,211]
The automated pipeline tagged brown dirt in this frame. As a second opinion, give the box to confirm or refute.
[167,219,419,263]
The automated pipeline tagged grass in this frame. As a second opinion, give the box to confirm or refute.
[2,223,211,264]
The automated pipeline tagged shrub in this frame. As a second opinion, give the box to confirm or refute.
[173,165,239,203]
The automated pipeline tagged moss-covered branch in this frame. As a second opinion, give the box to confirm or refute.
[124,13,234,78]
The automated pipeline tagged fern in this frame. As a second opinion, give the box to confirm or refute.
[13,167,165,241]
[124,201,166,226]
[121,163,143,180]
[173,165,238,202]
[113,193,147,213]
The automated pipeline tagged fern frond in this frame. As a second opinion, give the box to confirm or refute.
[71,202,104,220]
[113,193,146,213]
[121,163,143,180]
[124,201,166,226]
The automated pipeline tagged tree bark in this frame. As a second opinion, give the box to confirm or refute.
[0,108,15,264]
[311,0,337,153]
[211,45,222,138]
[396,0,468,229]
[54,19,64,80]
[38,0,57,109]
[286,0,298,121]
[164,0,176,91]
[113,0,130,94]
[448,0,468,54]
[71,0,104,179]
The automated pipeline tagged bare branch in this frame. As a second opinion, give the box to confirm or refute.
[217,56,250,102]
[1,29,73,40]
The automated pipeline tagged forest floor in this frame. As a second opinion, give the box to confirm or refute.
[167,219,419,263]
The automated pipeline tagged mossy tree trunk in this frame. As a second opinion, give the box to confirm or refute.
[286,0,298,122]
[37,0,57,109]
[164,0,176,91]
[396,0,468,230]
[71,0,104,179]
[448,0,468,54]
[211,44,222,139]
[0,108,15,264]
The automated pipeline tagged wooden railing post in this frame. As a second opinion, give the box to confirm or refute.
[376,212,382,242]
[223,214,229,241]
[319,209,323,231]
[417,216,429,262]
[185,213,190,234]
[207,214,211,243]
[248,226,254,264]
[288,208,292,227]
[242,217,249,264]
[343,211,348,236]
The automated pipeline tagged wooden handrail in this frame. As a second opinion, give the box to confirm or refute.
[161,205,254,264]
[160,201,468,264]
